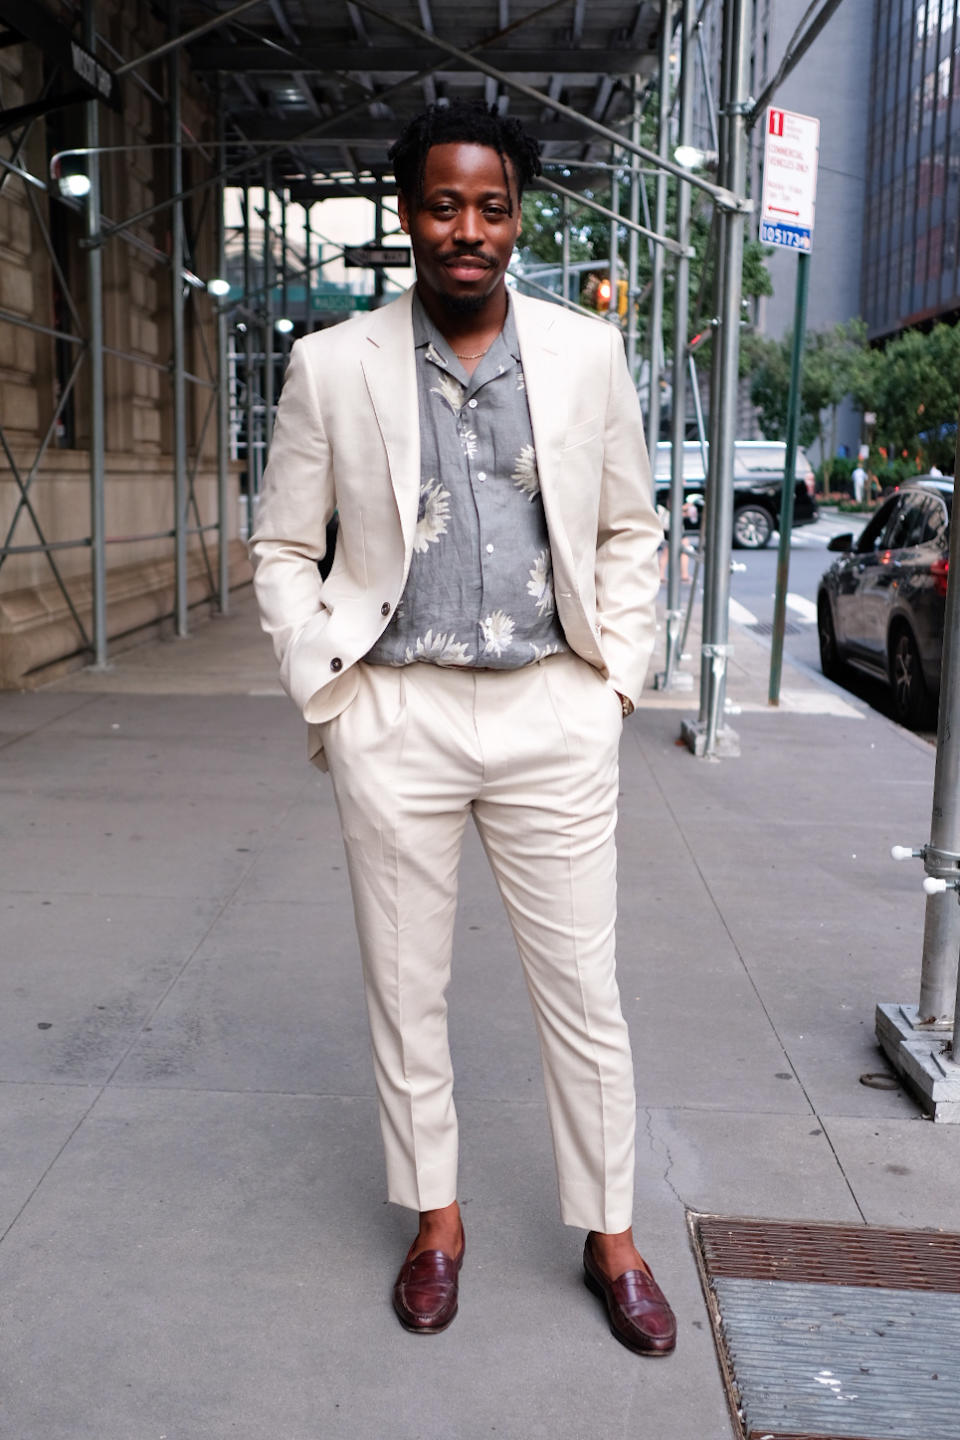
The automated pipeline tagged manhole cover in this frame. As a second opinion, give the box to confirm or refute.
[689,1213,960,1440]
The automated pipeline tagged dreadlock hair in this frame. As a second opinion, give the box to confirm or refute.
[389,99,542,215]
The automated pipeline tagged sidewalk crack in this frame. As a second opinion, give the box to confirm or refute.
[642,1105,687,1209]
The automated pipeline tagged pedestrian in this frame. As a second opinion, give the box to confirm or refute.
[851,461,867,504]
[658,493,697,582]
[248,100,672,1356]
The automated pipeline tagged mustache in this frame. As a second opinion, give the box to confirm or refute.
[439,249,497,268]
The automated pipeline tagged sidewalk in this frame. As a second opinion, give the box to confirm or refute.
[2,584,957,1440]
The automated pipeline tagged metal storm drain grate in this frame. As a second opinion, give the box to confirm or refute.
[752,621,804,637]
[689,1214,960,1440]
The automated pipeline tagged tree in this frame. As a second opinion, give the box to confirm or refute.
[803,320,868,491]
[744,320,869,492]
[860,322,960,475]
[744,332,817,449]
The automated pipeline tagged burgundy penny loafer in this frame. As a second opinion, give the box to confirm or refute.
[393,1230,464,1334]
[583,1235,677,1356]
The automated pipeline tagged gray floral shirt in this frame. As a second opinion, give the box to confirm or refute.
[365,293,569,669]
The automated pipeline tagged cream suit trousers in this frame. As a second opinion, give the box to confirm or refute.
[321,651,636,1233]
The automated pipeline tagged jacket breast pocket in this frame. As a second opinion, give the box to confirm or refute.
[561,415,603,452]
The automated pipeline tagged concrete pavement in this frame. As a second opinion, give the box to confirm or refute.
[1,584,956,1440]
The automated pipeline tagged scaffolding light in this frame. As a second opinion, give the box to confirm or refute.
[57,166,91,198]
[61,173,91,198]
[674,145,718,170]
[275,316,294,334]
[206,277,231,297]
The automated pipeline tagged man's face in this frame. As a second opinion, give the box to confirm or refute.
[398,142,523,316]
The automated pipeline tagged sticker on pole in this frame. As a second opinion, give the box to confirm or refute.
[760,107,819,252]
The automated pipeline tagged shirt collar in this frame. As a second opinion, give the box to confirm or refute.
[412,288,521,373]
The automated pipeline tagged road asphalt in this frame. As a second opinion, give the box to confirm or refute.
[1,580,957,1440]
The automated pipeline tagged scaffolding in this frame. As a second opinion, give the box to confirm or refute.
[0,0,750,743]
[0,0,236,685]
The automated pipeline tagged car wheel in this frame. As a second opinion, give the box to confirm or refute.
[890,625,935,730]
[817,595,844,681]
[733,505,774,549]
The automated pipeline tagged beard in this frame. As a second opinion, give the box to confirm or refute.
[435,288,491,316]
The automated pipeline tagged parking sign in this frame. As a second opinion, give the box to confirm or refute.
[760,107,819,252]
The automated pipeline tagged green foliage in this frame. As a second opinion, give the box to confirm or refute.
[519,191,606,267]
[815,454,854,496]
[743,320,870,492]
[861,322,960,473]
[742,239,775,300]
[516,141,771,355]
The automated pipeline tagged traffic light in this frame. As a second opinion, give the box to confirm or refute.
[596,276,612,309]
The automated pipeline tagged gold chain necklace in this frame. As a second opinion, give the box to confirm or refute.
[453,345,491,360]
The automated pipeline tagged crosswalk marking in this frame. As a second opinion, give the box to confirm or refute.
[728,597,759,626]
[728,595,816,628]
[784,593,818,623]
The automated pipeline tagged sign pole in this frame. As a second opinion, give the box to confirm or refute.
[757,104,819,706]
[769,249,810,704]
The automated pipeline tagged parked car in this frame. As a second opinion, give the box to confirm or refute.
[817,477,951,728]
[653,440,818,550]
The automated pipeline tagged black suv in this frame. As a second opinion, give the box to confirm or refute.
[654,441,818,549]
[817,478,952,728]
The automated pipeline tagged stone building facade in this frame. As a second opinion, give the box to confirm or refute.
[0,0,246,689]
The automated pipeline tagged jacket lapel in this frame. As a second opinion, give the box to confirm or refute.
[512,292,579,598]
[359,288,421,558]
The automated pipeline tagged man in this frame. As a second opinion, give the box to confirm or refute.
[249,101,672,1355]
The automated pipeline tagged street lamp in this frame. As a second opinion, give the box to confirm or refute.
[275,316,294,334]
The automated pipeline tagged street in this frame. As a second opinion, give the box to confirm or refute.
[673,508,937,740]
[727,508,864,677]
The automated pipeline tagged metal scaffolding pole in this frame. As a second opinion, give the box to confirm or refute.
[561,196,571,304]
[536,176,690,258]
[215,79,230,614]
[659,0,696,692]
[374,195,385,305]
[682,0,750,758]
[279,185,290,362]
[878,420,960,1116]
[626,74,641,383]
[303,204,314,333]
[84,0,108,669]
[696,18,720,154]
[169,2,189,636]
[607,149,620,320]
[263,169,274,461]
[647,0,673,449]
[242,186,255,536]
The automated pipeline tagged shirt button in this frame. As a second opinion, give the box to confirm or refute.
[330,657,342,672]
[477,470,487,481]
[380,602,391,616]
[485,543,494,554]
[468,398,478,409]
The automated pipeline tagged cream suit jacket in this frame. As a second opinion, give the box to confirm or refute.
[249,285,662,767]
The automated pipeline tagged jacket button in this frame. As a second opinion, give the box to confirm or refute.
[380,601,391,616]
[330,657,342,672]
